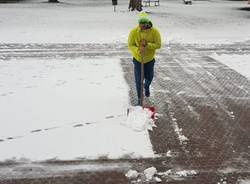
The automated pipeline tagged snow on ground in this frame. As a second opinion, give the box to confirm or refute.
[238,179,250,184]
[0,57,155,161]
[158,169,197,178]
[0,0,250,44]
[211,54,250,80]
[1,0,250,162]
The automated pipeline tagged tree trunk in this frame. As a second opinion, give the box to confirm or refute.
[129,0,142,11]
[128,0,135,10]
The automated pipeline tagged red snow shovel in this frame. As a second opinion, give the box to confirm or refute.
[140,53,156,120]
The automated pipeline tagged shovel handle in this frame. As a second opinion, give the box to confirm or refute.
[140,54,144,107]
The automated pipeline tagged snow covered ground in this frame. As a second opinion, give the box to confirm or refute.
[0,57,155,161]
[0,0,250,162]
[238,179,250,184]
[0,0,250,44]
[211,54,250,80]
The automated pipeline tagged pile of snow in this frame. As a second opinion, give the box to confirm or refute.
[125,169,139,179]
[144,167,158,181]
[125,167,160,182]
[158,170,172,176]
[211,54,250,80]
[122,106,156,132]
[158,169,197,177]
[125,167,197,182]
[176,170,197,177]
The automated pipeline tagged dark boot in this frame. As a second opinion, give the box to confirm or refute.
[145,87,150,97]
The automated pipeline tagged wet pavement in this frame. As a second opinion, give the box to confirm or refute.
[0,42,250,183]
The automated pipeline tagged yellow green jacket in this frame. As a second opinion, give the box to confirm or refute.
[128,25,161,63]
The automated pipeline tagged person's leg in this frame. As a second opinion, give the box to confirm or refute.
[144,59,155,97]
[133,58,142,104]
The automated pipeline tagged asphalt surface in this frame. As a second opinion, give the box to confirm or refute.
[0,42,250,183]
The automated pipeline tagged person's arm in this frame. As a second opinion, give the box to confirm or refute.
[128,29,139,54]
[147,28,161,50]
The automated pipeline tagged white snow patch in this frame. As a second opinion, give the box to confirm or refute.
[176,170,197,177]
[166,150,172,157]
[218,167,238,174]
[125,169,139,179]
[158,169,172,176]
[177,91,186,95]
[0,162,132,180]
[178,134,188,142]
[155,150,172,158]
[144,167,158,181]
[0,57,155,161]
[211,54,250,80]
[170,112,188,144]
[238,179,250,184]
[0,0,250,44]
[154,176,162,182]
[158,169,197,177]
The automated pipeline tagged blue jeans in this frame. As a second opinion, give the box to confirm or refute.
[133,58,155,99]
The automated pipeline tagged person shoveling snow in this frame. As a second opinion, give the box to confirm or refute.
[128,11,161,106]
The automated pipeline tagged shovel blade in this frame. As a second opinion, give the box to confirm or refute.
[144,105,156,120]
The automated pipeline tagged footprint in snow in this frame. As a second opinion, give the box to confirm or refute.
[30,129,42,133]
[73,124,83,128]
[44,126,60,131]
[73,122,96,127]
[6,136,23,140]
[85,122,93,125]
[105,116,115,119]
